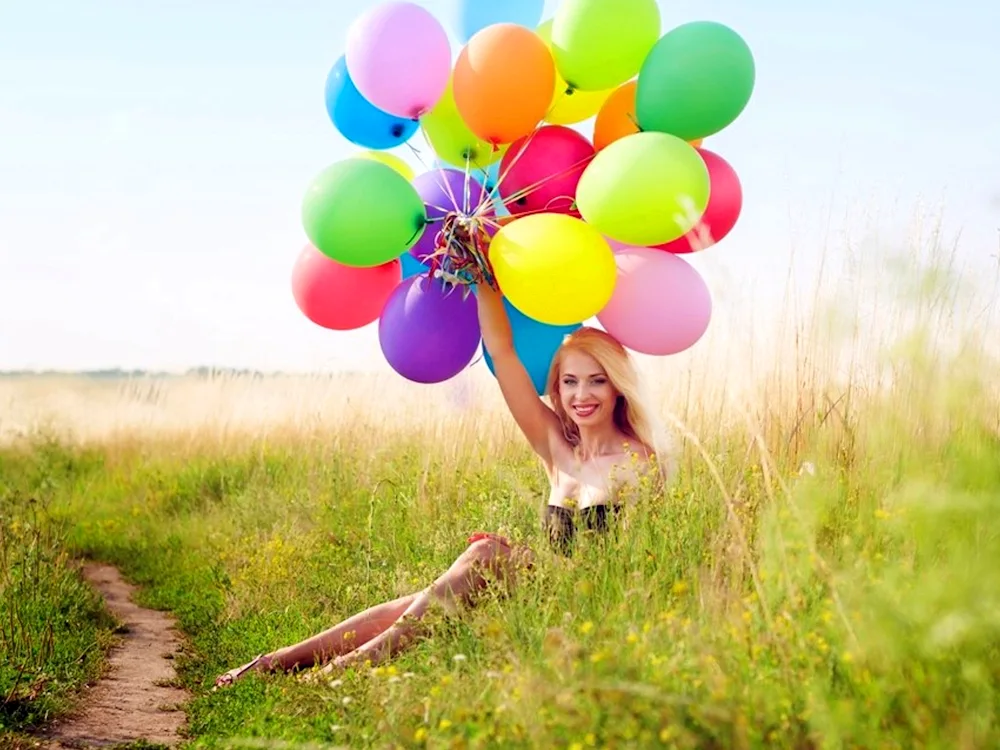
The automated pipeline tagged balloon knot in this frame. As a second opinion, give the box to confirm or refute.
[423,212,498,292]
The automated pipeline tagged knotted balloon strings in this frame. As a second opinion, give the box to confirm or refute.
[403,122,594,297]
[422,211,498,295]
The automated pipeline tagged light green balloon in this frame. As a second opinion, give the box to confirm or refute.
[575,132,710,247]
[421,80,504,169]
[301,158,426,268]
[551,0,661,92]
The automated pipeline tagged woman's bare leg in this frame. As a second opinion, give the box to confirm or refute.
[329,537,531,671]
[267,592,419,671]
[214,593,417,686]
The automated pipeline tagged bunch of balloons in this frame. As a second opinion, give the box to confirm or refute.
[291,0,754,389]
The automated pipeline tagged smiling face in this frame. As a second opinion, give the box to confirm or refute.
[557,349,618,429]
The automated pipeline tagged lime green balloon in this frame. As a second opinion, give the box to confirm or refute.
[636,21,755,141]
[551,0,660,92]
[421,79,505,169]
[301,158,426,268]
[575,132,709,246]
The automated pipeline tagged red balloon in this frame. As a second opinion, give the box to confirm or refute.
[656,148,742,254]
[497,125,595,218]
[291,244,401,330]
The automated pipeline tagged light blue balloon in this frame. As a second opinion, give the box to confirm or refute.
[483,298,581,395]
[479,161,501,192]
[452,0,546,44]
[324,57,419,150]
[400,252,430,280]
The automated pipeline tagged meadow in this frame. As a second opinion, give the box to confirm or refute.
[1,218,999,749]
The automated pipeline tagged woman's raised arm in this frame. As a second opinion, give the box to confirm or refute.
[475,282,561,464]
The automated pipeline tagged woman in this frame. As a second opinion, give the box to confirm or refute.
[213,282,670,688]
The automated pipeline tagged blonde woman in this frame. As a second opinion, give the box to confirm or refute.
[214,282,672,688]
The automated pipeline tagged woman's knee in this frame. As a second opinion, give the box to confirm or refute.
[462,537,511,566]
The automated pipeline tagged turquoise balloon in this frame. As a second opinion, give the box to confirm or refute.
[400,252,430,279]
[483,298,581,395]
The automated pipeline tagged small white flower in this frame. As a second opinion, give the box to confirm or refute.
[452,654,467,663]
[342,696,353,706]
[329,679,343,689]
[388,675,401,684]
[403,672,416,680]
[799,462,816,476]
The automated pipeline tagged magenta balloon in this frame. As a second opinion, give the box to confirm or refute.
[345,2,452,119]
[597,246,712,355]
[408,168,494,262]
[498,125,595,217]
[656,148,743,254]
[378,274,482,383]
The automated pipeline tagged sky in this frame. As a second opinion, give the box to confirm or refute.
[1,0,998,372]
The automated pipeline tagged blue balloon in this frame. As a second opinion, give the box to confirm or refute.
[452,0,546,43]
[483,298,581,395]
[324,57,419,150]
[400,252,430,280]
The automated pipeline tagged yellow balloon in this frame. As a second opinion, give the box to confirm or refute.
[357,150,415,181]
[490,214,616,326]
[537,20,612,125]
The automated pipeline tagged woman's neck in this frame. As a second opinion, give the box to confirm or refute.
[576,424,628,458]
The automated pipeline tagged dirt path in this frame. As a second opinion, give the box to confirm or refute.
[35,562,192,748]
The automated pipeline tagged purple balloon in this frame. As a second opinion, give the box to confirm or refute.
[378,274,481,384]
[409,168,495,263]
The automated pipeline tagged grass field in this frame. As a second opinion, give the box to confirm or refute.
[2,226,999,749]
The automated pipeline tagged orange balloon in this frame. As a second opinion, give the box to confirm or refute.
[593,81,637,151]
[690,138,704,147]
[453,23,555,147]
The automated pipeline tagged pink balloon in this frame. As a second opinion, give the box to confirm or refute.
[345,2,452,119]
[291,244,402,331]
[497,125,595,217]
[597,246,712,355]
[656,148,743,254]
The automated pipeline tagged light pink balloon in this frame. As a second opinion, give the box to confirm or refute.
[345,2,452,119]
[597,246,712,356]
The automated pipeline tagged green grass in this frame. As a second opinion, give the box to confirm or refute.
[2,347,999,749]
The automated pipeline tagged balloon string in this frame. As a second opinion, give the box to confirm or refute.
[407,89,594,226]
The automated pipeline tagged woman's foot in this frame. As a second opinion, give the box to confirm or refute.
[212,653,276,690]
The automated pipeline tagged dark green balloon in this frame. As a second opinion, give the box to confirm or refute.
[301,158,426,268]
[636,21,755,141]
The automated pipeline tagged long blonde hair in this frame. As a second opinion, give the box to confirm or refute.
[544,327,676,484]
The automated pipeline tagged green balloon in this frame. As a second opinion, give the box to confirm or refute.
[636,21,755,141]
[575,132,709,247]
[551,0,660,92]
[301,158,426,267]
